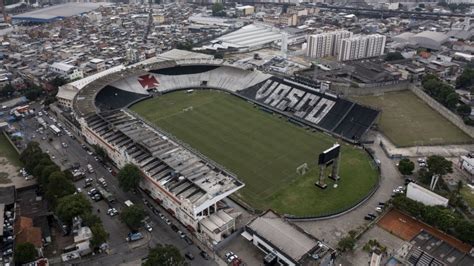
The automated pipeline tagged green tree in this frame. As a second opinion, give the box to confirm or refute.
[212,3,226,17]
[456,67,474,89]
[56,194,92,224]
[39,164,60,186]
[0,83,15,98]
[51,76,68,87]
[92,144,107,162]
[14,242,37,264]
[144,244,186,266]
[457,103,472,117]
[45,171,76,205]
[117,163,142,192]
[337,235,356,252]
[385,52,404,61]
[398,158,415,175]
[427,155,453,178]
[90,224,109,248]
[120,205,145,230]
[82,213,102,227]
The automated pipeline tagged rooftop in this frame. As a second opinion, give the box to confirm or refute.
[246,210,318,262]
[12,3,111,22]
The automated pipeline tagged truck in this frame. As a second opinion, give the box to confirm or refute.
[126,232,143,242]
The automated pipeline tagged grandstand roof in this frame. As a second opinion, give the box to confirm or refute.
[247,210,318,262]
[12,3,110,23]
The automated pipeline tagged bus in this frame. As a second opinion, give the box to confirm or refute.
[49,124,61,135]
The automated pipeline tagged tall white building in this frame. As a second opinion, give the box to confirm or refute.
[306,30,352,58]
[337,34,386,61]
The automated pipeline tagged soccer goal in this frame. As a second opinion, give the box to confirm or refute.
[296,163,308,175]
[183,106,194,112]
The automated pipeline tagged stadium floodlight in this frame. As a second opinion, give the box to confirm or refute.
[315,143,341,189]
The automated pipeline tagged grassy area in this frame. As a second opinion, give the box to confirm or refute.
[351,91,472,147]
[0,133,22,167]
[131,90,378,216]
[460,186,474,209]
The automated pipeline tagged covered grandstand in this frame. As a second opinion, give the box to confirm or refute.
[12,2,110,23]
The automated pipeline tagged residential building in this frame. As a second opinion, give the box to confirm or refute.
[337,34,386,61]
[306,30,352,58]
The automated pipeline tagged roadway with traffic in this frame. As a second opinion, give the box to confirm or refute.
[18,105,218,266]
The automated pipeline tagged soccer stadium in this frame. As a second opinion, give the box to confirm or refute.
[71,52,380,242]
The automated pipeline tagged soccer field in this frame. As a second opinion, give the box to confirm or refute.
[351,91,472,147]
[131,90,378,216]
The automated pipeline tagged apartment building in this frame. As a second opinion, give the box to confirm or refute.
[306,30,352,58]
[337,34,386,61]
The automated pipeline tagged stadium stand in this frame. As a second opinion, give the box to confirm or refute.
[150,65,219,75]
[239,77,379,141]
[73,59,379,143]
[95,85,150,111]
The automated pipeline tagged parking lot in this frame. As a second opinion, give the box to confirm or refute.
[18,106,217,265]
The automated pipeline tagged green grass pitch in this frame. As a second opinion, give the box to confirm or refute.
[351,91,472,147]
[131,90,378,216]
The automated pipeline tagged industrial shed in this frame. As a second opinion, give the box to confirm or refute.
[410,31,448,50]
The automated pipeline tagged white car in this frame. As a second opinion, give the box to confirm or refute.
[144,223,153,232]
[375,206,383,213]
[107,208,118,216]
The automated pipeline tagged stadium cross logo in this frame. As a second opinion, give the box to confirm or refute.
[138,74,160,89]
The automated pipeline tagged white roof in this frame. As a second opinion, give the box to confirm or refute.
[216,24,283,49]
[90,58,104,64]
[413,31,448,43]
[13,3,110,20]
[69,64,125,90]
[247,210,317,262]
[51,62,75,72]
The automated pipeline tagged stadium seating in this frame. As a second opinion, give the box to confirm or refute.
[92,64,378,142]
[239,77,379,142]
[95,85,150,111]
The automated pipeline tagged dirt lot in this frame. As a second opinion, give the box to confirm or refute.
[377,209,471,253]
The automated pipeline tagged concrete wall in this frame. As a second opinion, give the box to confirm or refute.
[331,80,410,96]
[410,86,474,138]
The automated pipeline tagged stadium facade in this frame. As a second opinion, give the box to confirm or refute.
[66,50,379,245]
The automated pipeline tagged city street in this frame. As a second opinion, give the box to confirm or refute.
[18,108,217,266]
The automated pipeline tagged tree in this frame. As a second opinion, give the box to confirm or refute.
[456,67,474,89]
[14,242,37,264]
[385,52,404,61]
[0,84,15,98]
[337,235,356,252]
[212,3,226,17]
[92,144,107,162]
[120,205,145,230]
[457,103,472,117]
[117,163,142,192]
[427,155,453,178]
[176,41,193,51]
[39,164,60,186]
[144,244,185,266]
[90,224,109,248]
[56,194,92,224]
[51,76,67,87]
[45,171,76,206]
[398,158,415,175]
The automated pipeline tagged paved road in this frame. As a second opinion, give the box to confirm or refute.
[19,109,217,266]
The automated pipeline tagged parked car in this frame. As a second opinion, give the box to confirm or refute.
[184,236,193,245]
[170,224,179,232]
[185,252,194,260]
[200,251,210,260]
[107,208,119,216]
[144,223,153,232]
